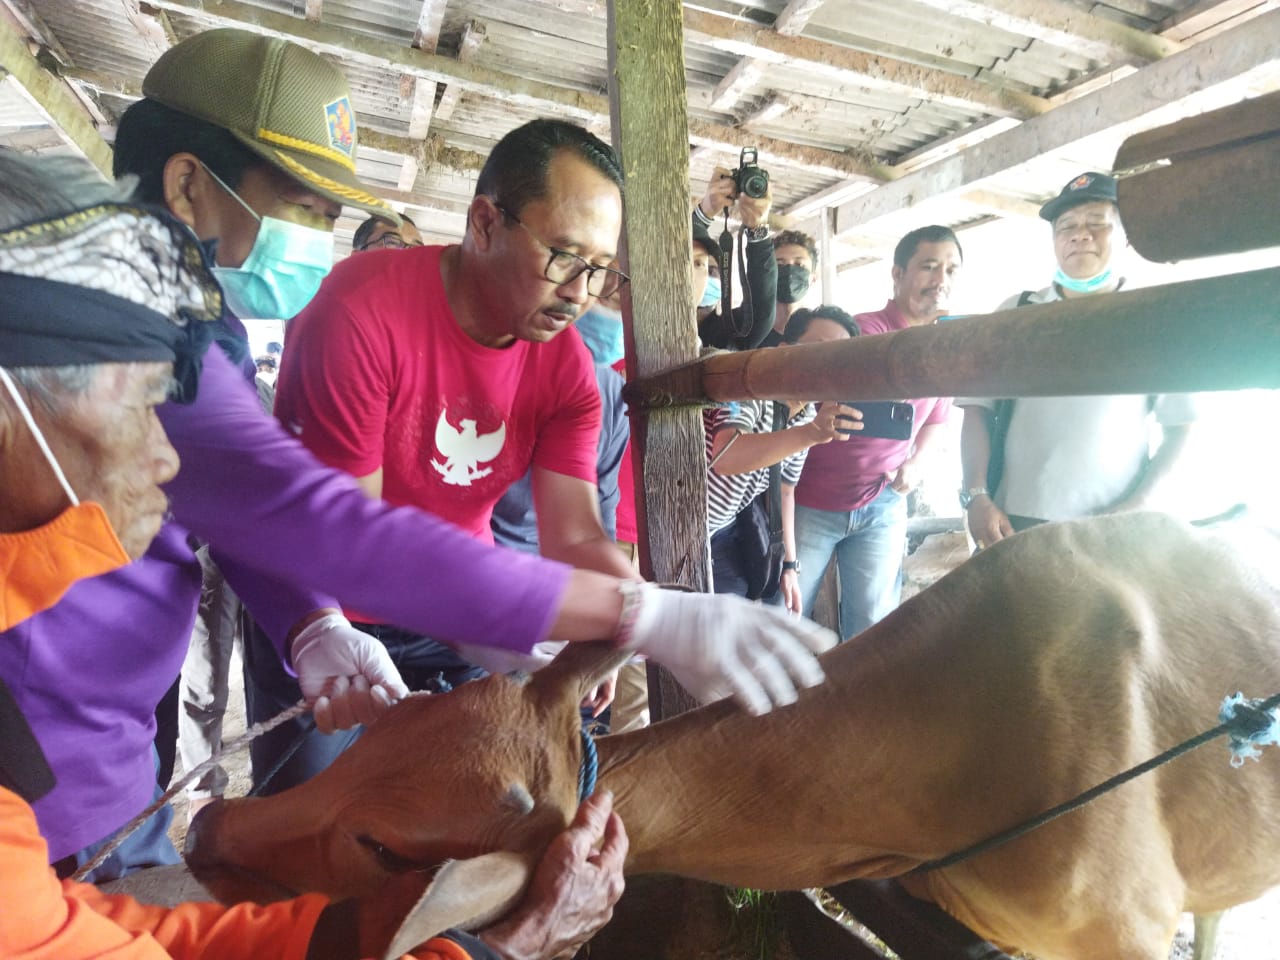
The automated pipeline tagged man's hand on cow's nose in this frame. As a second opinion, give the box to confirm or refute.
[289,611,410,733]
[478,790,628,960]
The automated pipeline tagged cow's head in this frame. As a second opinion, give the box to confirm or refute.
[186,641,628,944]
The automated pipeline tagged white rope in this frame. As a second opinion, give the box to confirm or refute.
[72,699,310,882]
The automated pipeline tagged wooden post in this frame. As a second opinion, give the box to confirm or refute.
[819,206,837,305]
[607,0,707,720]
[625,266,1280,408]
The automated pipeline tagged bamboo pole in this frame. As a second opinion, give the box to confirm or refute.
[1116,90,1280,263]
[626,267,1280,408]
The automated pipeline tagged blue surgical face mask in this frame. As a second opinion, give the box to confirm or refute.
[699,275,722,309]
[575,303,625,366]
[1054,266,1115,294]
[202,164,335,320]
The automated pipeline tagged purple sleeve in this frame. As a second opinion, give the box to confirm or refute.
[159,348,569,657]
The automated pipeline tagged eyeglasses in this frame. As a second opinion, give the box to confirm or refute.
[495,204,629,299]
[357,233,424,252]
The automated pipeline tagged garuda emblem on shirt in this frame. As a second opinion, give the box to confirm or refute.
[430,409,506,486]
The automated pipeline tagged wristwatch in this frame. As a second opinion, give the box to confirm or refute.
[743,224,771,242]
[782,559,801,573]
[958,486,991,509]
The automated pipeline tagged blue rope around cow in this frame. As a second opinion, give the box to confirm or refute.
[911,690,1280,875]
[578,727,598,801]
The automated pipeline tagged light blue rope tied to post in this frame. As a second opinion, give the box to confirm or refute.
[1219,692,1280,767]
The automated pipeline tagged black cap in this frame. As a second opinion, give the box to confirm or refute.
[1039,172,1118,223]
[691,219,723,263]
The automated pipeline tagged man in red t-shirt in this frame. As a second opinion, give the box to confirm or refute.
[793,225,962,641]
[261,120,640,790]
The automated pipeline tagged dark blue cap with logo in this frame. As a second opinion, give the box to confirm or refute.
[1039,172,1118,222]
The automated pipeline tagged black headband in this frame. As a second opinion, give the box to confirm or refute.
[0,202,225,403]
[0,274,214,402]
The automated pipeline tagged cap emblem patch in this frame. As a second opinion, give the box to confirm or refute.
[1069,174,1093,191]
[324,96,356,157]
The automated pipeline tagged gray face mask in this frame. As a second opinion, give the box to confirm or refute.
[776,264,811,304]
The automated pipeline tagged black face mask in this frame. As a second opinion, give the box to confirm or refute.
[776,263,811,304]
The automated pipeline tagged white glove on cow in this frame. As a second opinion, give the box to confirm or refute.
[450,640,561,676]
[290,613,410,733]
[619,584,837,715]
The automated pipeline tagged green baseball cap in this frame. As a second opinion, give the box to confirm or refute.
[143,28,398,224]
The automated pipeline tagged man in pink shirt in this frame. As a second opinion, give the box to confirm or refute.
[792,225,962,639]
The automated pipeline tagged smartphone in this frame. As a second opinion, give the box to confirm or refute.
[837,400,915,440]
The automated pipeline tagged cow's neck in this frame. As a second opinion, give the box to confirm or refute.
[595,584,1017,890]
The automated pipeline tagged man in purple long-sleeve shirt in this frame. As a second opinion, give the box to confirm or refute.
[1,29,836,881]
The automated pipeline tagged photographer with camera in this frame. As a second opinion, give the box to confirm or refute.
[695,149,777,351]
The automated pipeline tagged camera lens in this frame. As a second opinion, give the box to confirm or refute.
[741,170,769,199]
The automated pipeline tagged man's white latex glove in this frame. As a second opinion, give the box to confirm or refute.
[452,641,616,716]
[618,584,836,715]
[290,613,410,733]
[451,640,561,676]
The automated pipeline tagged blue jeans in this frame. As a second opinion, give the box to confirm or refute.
[794,484,908,641]
[59,756,181,883]
[242,619,486,796]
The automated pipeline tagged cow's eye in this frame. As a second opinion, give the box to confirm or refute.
[357,834,421,874]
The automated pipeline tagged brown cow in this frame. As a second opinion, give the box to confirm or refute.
[186,513,1280,960]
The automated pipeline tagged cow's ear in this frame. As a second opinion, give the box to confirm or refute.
[531,640,633,708]
[381,851,534,960]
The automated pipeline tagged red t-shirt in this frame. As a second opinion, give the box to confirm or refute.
[793,300,952,513]
[277,246,601,543]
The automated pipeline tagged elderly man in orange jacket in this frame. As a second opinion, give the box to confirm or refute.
[0,150,624,960]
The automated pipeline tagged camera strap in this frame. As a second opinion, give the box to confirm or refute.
[717,211,734,323]
[717,211,754,339]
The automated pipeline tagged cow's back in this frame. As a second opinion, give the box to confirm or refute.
[900,514,1280,956]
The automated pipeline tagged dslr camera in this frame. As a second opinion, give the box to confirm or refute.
[732,147,770,200]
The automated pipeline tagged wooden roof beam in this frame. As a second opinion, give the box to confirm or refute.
[0,16,111,175]
[1158,0,1279,42]
[830,8,1280,236]
[681,7,1050,120]
[412,0,448,54]
[404,72,435,139]
[1,0,74,65]
[433,19,483,122]
[142,0,887,182]
[909,0,1183,64]
[773,0,828,36]
[119,0,174,58]
[738,93,790,127]
[709,57,763,113]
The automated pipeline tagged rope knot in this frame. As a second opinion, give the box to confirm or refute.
[1219,692,1280,768]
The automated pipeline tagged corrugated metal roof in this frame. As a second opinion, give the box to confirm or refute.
[2,0,1277,269]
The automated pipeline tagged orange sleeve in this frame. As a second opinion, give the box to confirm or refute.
[0,786,327,960]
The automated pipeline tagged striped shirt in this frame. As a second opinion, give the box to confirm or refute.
[705,399,815,535]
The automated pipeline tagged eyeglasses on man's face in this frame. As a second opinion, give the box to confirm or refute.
[357,232,424,252]
[494,203,629,299]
